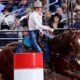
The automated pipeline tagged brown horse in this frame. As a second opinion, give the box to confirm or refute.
[0,42,18,80]
[0,29,80,80]
[48,29,80,80]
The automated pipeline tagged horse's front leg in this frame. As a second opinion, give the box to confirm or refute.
[63,69,80,80]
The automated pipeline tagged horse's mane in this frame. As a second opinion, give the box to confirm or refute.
[49,29,80,57]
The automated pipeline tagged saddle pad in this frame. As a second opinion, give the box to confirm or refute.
[23,36,31,48]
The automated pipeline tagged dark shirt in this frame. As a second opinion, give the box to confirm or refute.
[48,21,64,29]
[54,23,64,34]
[49,22,65,34]
[73,21,80,29]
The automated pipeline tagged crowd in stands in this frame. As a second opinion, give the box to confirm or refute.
[0,0,80,47]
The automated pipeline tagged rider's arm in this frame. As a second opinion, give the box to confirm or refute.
[32,13,50,31]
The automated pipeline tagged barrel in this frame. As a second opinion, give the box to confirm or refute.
[14,53,44,80]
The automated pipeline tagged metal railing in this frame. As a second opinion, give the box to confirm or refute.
[0,28,68,32]
[0,28,67,40]
[0,27,68,49]
[0,37,20,40]
[44,0,59,8]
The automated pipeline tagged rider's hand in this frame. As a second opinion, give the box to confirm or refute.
[39,31,44,37]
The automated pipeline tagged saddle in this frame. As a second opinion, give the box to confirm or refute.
[23,35,32,48]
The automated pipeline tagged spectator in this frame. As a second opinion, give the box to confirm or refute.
[43,9,52,25]
[0,12,4,29]
[49,13,63,28]
[73,5,80,29]
[49,0,62,12]
[48,13,64,34]
[7,0,14,10]
[0,6,15,30]
[20,9,29,28]
[0,1,5,12]
[56,6,66,20]
[15,17,24,31]
[62,3,68,18]
[14,17,25,43]
[18,0,29,17]
[12,0,29,18]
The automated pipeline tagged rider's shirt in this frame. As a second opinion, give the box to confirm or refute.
[28,11,50,31]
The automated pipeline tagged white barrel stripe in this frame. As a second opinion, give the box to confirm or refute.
[14,69,44,80]
[14,53,44,80]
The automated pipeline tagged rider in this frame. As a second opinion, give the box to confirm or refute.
[28,1,54,52]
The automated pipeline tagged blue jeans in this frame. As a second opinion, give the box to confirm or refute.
[29,30,42,52]
[29,30,54,52]
[43,32,54,39]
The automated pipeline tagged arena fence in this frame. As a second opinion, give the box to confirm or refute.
[0,28,68,48]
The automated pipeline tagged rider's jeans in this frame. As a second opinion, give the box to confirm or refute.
[29,30,54,52]
[43,32,54,39]
[29,30,42,52]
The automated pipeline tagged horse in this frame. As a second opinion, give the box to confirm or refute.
[0,29,80,80]
[0,42,18,80]
[47,29,80,80]
[0,41,35,80]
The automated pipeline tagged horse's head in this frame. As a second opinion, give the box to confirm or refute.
[49,29,80,62]
[69,29,80,55]
[69,29,80,65]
